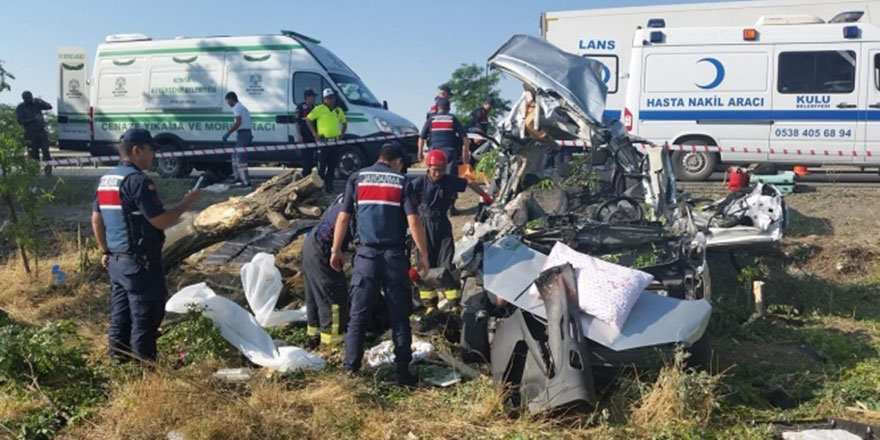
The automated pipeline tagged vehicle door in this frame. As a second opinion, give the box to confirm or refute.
[771,44,862,164]
[862,44,880,163]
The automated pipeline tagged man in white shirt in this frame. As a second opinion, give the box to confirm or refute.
[222,91,252,187]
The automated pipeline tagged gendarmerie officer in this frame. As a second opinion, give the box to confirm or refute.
[91,128,201,362]
[330,142,430,385]
[411,150,493,314]
[302,194,352,349]
[418,98,471,177]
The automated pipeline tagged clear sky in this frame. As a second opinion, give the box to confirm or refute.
[1,0,730,125]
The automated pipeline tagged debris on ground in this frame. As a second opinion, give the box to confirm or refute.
[365,339,435,368]
[212,368,253,382]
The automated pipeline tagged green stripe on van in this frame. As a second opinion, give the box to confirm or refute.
[98,44,303,57]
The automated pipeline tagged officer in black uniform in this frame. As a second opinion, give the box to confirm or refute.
[411,149,493,313]
[295,88,318,176]
[302,194,351,349]
[91,128,201,362]
[469,98,494,136]
[330,142,430,385]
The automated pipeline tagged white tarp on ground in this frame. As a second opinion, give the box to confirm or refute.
[483,235,711,351]
[166,281,322,372]
[241,253,307,327]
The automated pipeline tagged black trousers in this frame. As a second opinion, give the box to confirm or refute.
[107,252,167,361]
[417,211,459,305]
[302,235,348,345]
[25,130,51,162]
[318,143,340,192]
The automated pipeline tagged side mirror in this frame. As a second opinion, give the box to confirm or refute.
[383,100,388,110]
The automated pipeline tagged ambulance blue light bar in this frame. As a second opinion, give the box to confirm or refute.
[647,18,666,28]
[650,31,664,43]
[844,26,861,39]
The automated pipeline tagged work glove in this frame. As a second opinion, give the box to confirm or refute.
[221,133,230,142]
[481,194,494,205]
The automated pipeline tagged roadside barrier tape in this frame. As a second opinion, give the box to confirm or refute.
[555,139,873,158]
[41,134,418,168]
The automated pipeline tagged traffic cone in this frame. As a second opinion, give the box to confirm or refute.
[793,165,809,176]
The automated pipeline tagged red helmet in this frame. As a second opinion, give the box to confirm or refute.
[425,150,448,167]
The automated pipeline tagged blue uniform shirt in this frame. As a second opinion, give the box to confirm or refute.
[420,113,467,161]
[342,162,418,247]
[411,174,468,214]
[93,161,166,253]
[312,195,352,248]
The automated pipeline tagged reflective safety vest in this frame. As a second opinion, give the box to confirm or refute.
[96,163,161,253]
[354,163,407,247]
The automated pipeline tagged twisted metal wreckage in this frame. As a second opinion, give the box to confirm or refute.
[450,35,787,412]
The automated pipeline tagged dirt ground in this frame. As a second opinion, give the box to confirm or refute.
[1,174,879,439]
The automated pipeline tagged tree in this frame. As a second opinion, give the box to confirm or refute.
[444,63,511,133]
[0,103,52,274]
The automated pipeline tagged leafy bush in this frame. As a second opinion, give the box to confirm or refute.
[158,307,239,367]
[0,317,106,439]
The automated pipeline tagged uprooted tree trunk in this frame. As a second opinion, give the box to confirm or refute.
[161,171,324,268]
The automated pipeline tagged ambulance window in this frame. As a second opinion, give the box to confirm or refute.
[778,50,856,94]
[292,72,331,105]
[874,54,880,90]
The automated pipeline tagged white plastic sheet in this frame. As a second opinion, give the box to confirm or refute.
[365,340,435,368]
[241,252,307,327]
[166,283,324,373]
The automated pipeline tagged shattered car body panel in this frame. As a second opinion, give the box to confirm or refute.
[697,184,788,248]
[489,34,607,132]
[483,236,711,352]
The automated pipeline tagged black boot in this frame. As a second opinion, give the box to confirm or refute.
[396,365,418,387]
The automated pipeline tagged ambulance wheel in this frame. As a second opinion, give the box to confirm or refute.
[672,144,717,181]
[154,141,192,178]
[337,145,367,178]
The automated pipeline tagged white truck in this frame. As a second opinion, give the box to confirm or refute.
[56,31,418,178]
[541,0,880,179]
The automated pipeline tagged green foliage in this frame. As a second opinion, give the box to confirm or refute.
[444,63,511,132]
[0,318,106,439]
[560,156,599,193]
[533,178,556,190]
[266,325,310,348]
[632,252,659,269]
[0,104,53,273]
[475,148,499,179]
[158,307,239,367]
[524,217,546,230]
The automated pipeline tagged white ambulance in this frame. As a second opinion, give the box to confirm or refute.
[56,31,418,178]
[624,16,880,180]
[541,0,880,124]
